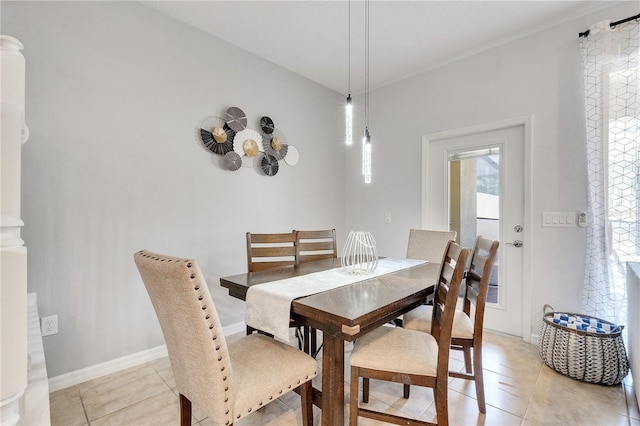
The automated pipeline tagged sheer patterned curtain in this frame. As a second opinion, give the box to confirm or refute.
[581,18,639,325]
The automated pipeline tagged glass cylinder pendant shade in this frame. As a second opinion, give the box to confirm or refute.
[345,95,353,145]
[362,127,371,183]
[341,231,378,275]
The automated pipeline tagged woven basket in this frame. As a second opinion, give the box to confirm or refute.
[538,304,629,385]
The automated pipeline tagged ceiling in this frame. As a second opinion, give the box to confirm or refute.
[141,1,615,95]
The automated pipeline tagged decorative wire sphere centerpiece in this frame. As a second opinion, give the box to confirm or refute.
[341,231,378,275]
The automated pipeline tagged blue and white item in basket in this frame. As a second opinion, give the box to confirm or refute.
[552,313,616,334]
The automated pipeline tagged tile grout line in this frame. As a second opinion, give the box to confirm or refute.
[78,384,91,426]
[519,360,544,426]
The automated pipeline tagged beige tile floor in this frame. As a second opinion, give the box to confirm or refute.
[50,331,639,425]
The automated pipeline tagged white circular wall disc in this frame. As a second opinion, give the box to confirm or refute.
[284,146,299,166]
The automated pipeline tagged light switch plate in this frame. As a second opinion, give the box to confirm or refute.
[542,212,577,227]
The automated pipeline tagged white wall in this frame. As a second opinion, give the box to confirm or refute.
[2,1,346,377]
[346,2,639,338]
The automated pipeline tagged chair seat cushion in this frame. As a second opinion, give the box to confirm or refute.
[228,334,317,421]
[404,305,474,339]
[350,326,438,376]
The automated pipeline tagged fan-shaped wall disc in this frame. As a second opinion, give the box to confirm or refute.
[265,138,288,160]
[271,128,287,145]
[225,106,247,132]
[200,116,226,131]
[271,136,282,151]
[200,128,215,149]
[200,128,234,155]
[199,116,234,155]
[284,145,300,166]
[234,129,263,157]
[273,129,287,149]
[262,128,288,160]
[224,152,242,171]
[222,123,236,139]
[260,116,275,134]
[261,154,279,176]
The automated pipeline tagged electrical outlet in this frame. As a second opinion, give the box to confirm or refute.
[41,315,58,336]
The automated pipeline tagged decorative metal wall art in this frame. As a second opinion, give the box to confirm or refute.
[198,107,298,176]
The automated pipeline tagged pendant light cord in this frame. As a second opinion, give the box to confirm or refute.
[348,0,351,96]
[364,0,370,128]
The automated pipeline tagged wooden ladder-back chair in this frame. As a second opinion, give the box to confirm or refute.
[294,229,337,357]
[245,231,306,349]
[246,231,297,272]
[134,250,316,426]
[403,236,499,413]
[349,241,469,425]
[294,229,337,264]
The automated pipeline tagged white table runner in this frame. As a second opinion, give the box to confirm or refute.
[245,258,427,341]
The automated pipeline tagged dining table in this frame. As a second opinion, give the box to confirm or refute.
[219,257,440,426]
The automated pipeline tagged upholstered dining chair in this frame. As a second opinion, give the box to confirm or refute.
[397,229,457,321]
[403,236,499,413]
[134,250,317,426]
[406,229,457,263]
[293,229,338,358]
[349,241,469,425]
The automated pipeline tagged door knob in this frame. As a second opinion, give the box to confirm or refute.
[506,240,523,248]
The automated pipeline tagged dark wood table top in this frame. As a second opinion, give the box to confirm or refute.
[220,258,440,340]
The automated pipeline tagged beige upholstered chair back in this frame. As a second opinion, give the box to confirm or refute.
[406,229,457,264]
[134,250,232,425]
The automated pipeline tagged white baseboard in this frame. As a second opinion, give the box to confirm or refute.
[48,321,246,392]
[530,333,540,345]
[47,345,168,393]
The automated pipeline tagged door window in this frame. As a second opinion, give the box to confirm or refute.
[449,147,500,303]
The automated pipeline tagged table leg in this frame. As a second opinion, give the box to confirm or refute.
[321,334,345,426]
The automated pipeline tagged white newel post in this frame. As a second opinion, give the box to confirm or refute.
[0,35,29,425]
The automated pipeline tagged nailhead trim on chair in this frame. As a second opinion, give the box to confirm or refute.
[240,372,318,420]
[186,258,234,425]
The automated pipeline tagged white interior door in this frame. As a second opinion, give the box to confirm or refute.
[422,119,530,338]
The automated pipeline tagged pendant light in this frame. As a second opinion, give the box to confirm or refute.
[362,127,371,183]
[345,0,353,145]
[362,0,371,184]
